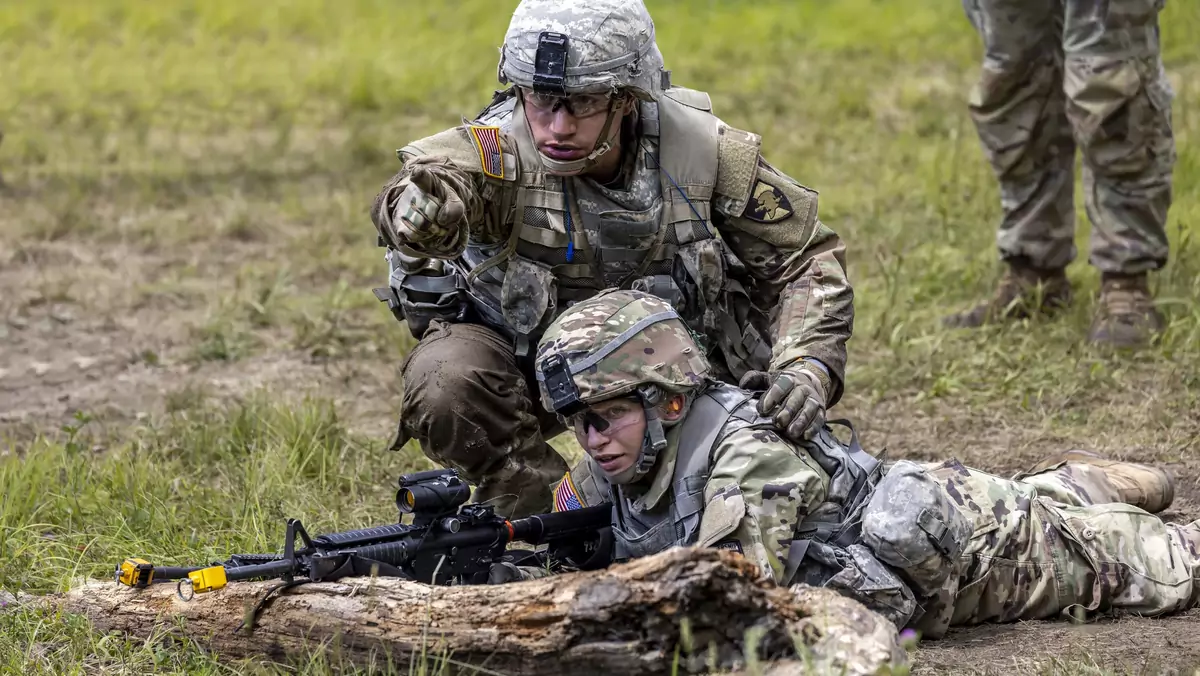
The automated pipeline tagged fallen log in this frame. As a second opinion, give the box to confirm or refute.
[62,547,904,675]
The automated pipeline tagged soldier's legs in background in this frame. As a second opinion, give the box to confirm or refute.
[397,320,568,518]
[965,0,1078,270]
[1063,0,1173,275]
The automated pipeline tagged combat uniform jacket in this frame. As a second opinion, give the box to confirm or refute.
[557,384,928,630]
[371,87,854,398]
[556,384,838,582]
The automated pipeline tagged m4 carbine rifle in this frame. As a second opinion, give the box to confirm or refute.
[116,468,612,598]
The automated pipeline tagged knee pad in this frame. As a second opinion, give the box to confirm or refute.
[861,460,973,597]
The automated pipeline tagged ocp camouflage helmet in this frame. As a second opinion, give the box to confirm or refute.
[498,0,669,101]
[534,289,710,415]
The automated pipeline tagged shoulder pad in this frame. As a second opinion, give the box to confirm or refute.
[397,125,518,183]
[661,87,713,112]
[714,124,763,216]
[471,89,518,127]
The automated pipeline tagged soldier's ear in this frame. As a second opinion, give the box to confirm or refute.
[660,394,687,422]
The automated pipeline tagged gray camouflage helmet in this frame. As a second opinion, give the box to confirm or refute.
[498,0,669,101]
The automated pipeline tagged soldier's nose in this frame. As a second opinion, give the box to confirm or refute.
[548,108,577,137]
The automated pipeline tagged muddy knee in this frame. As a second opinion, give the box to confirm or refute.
[399,321,542,473]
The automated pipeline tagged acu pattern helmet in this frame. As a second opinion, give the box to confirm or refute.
[498,0,670,175]
[535,289,711,480]
[498,0,669,101]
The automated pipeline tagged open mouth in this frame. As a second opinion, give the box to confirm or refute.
[541,144,585,160]
[592,451,625,471]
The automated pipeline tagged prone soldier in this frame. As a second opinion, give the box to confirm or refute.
[370,0,854,517]
[530,289,1195,638]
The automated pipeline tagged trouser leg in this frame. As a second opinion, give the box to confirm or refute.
[1013,462,1123,506]
[965,0,1078,270]
[941,464,1200,626]
[1063,0,1174,274]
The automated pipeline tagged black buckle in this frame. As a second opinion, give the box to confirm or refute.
[533,32,569,94]
[541,353,584,417]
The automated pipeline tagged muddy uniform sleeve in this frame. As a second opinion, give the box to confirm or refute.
[369,126,514,258]
[713,157,854,403]
[695,427,830,583]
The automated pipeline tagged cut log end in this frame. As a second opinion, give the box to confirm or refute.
[62,547,905,675]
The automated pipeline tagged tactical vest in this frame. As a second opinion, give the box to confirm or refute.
[462,88,725,355]
[590,384,775,561]
[382,87,773,378]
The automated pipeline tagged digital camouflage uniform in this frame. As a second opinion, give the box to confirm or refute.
[951,0,1175,344]
[370,0,853,518]
[546,294,1199,638]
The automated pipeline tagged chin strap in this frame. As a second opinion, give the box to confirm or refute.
[536,96,623,176]
[633,385,668,477]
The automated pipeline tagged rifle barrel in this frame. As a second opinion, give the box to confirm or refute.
[509,504,612,544]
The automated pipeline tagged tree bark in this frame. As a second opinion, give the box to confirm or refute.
[62,548,904,675]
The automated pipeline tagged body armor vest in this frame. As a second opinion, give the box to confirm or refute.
[601,385,774,561]
[459,88,723,356]
[580,384,884,578]
[381,87,773,379]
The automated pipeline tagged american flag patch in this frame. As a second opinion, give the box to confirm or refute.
[468,125,505,179]
[553,472,584,512]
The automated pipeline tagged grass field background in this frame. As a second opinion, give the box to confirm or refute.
[2,0,1200,673]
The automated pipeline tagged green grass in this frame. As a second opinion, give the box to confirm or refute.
[2,0,1200,673]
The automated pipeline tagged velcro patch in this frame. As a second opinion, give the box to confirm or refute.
[468,125,505,179]
[715,125,762,214]
[744,180,793,223]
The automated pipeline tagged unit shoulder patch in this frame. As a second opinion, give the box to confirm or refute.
[467,125,505,179]
[743,180,793,223]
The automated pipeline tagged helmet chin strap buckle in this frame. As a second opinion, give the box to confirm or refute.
[633,385,668,477]
[538,137,615,176]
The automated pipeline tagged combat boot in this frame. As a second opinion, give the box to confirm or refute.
[1087,273,1165,348]
[1030,450,1175,513]
[942,262,1072,329]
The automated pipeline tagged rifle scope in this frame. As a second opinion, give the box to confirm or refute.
[396,468,471,515]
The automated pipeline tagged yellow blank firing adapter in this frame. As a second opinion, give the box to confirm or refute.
[187,566,228,594]
[117,558,155,588]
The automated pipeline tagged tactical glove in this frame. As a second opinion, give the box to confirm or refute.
[372,157,476,257]
[739,360,831,442]
[487,561,552,584]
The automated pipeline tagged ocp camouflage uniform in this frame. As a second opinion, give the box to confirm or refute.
[561,404,831,582]
[950,0,1175,344]
[561,435,1200,637]
[370,0,853,518]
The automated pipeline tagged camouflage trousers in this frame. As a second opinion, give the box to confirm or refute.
[962,0,1175,274]
[911,458,1200,638]
[396,320,568,518]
